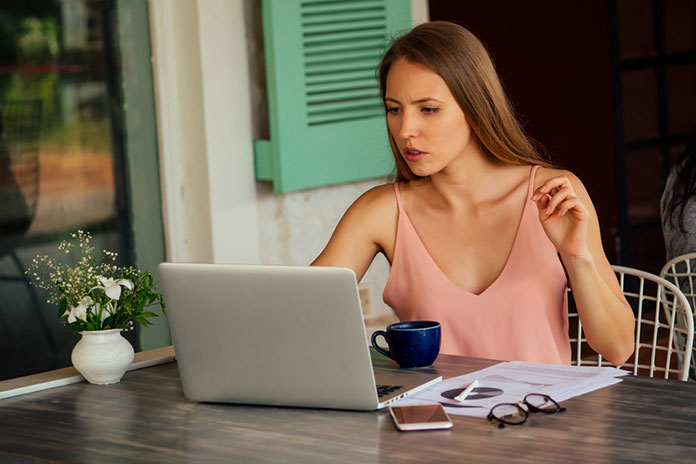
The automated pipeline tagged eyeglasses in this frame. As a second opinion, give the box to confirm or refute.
[487,393,566,428]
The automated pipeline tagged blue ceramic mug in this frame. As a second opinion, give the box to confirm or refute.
[371,321,441,368]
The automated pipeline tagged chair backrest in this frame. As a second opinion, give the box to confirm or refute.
[660,253,696,379]
[569,265,694,381]
[660,252,696,311]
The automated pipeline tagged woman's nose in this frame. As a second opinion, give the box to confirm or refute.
[398,111,419,140]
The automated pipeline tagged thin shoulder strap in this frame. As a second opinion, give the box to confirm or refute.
[527,165,541,199]
[393,182,404,210]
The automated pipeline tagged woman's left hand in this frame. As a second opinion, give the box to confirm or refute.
[532,175,591,259]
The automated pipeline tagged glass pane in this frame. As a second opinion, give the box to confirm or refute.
[667,64,696,136]
[618,0,655,59]
[625,148,663,223]
[627,225,666,274]
[0,0,132,381]
[622,69,658,140]
[664,0,696,54]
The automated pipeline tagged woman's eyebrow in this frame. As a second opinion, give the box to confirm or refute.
[384,97,445,104]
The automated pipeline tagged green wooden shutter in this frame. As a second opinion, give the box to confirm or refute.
[254,0,412,193]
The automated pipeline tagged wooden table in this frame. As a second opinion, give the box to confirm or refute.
[1,349,695,463]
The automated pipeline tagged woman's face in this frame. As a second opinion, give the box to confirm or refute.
[385,58,476,178]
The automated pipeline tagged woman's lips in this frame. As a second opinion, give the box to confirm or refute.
[403,147,428,162]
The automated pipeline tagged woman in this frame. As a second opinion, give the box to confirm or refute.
[661,127,696,262]
[312,22,634,366]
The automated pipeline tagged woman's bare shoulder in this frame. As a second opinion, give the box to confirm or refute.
[349,182,398,215]
[534,166,586,191]
[326,183,398,241]
[344,183,399,244]
[311,182,398,272]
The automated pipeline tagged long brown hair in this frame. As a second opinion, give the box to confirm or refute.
[378,21,552,181]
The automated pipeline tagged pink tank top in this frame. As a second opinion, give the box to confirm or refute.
[383,166,571,364]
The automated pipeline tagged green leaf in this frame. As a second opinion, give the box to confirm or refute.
[57,298,68,318]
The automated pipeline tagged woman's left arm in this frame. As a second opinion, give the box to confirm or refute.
[532,170,635,366]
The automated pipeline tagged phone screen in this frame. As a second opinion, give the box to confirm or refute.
[390,404,452,430]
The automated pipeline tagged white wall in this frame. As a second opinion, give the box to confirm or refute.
[149,0,214,264]
[149,0,428,319]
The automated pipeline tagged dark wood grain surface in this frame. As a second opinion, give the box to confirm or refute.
[1,351,695,464]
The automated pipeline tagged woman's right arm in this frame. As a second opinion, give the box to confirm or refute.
[311,184,397,282]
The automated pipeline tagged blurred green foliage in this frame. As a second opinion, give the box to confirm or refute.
[0,3,111,152]
[2,15,60,132]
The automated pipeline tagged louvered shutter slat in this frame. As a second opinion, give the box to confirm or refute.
[303,11,385,25]
[308,108,385,126]
[306,60,381,75]
[302,19,387,35]
[306,79,376,94]
[308,97,381,115]
[300,1,387,15]
[305,71,377,85]
[307,88,380,104]
[304,39,387,56]
[304,49,382,64]
[303,28,386,45]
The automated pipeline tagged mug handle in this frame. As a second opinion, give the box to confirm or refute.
[371,330,391,359]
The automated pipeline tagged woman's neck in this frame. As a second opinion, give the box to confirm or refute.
[423,155,526,214]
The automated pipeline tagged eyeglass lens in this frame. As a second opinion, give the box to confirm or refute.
[489,403,527,425]
[524,394,566,413]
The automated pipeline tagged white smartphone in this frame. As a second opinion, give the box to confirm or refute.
[389,404,453,431]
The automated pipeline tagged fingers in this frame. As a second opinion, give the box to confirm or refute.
[532,176,588,219]
[531,175,571,201]
[544,185,573,216]
[555,196,589,220]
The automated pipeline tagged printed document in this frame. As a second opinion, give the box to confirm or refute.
[396,361,628,418]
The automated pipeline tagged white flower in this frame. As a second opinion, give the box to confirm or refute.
[94,277,134,300]
[64,296,94,323]
[99,302,113,322]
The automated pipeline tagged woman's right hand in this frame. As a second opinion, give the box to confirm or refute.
[531,173,591,261]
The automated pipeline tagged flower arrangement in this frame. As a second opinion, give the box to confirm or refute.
[26,230,166,333]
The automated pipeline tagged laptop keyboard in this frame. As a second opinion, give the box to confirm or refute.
[376,384,403,398]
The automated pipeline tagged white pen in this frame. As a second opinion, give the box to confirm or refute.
[454,380,479,402]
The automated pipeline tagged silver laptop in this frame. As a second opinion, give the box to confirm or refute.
[158,263,442,410]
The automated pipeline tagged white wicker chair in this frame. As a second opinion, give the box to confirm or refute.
[568,265,694,381]
[660,252,696,379]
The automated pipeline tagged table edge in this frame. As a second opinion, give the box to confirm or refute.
[0,345,176,400]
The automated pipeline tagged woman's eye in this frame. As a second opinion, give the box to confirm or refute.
[385,106,400,114]
[422,107,439,114]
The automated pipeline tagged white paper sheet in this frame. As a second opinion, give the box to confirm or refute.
[395,361,628,418]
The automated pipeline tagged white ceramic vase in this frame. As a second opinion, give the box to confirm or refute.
[71,329,135,385]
